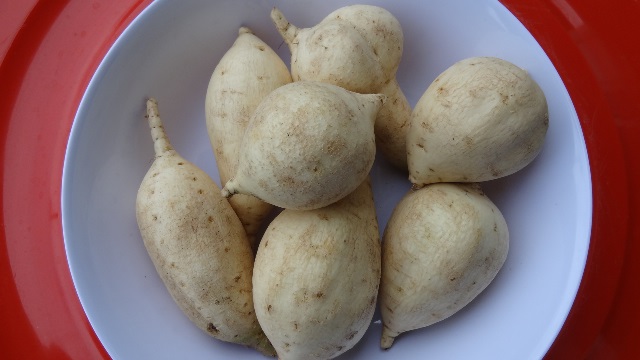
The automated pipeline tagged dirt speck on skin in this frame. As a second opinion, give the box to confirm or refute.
[463,136,474,148]
[489,164,502,178]
[258,179,270,191]
[324,137,347,155]
[207,323,218,334]
[420,121,434,133]
[279,175,297,186]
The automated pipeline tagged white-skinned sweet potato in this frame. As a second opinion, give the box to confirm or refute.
[222,81,384,211]
[205,27,292,250]
[379,183,509,349]
[271,5,411,170]
[136,98,274,356]
[253,178,381,359]
[407,57,549,187]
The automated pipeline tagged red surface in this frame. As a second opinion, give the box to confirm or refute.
[0,0,638,358]
[0,1,152,359]
[501,1,640,358]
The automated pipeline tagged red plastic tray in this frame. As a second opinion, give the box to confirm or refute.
[1,1,638,358]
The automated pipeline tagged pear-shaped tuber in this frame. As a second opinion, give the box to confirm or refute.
[407,57,549,187]
[271,5,411,170]
[253,178,381,359]
[379,183,508,349]
[222,81,384,211]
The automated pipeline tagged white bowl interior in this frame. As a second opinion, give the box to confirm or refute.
[62,0,592,359]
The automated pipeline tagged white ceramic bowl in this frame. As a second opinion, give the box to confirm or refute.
[62,0,592,359]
